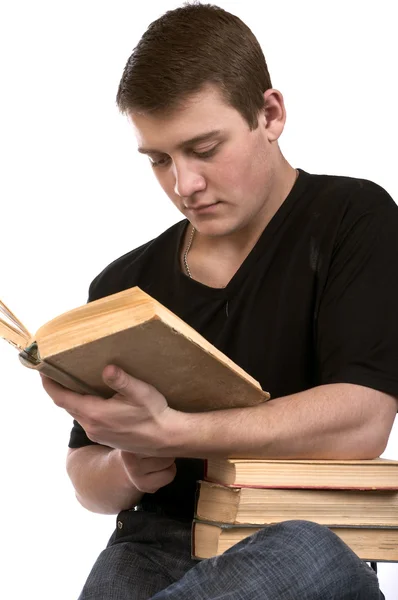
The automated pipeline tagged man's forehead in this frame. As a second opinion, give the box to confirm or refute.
[129,85,236,154]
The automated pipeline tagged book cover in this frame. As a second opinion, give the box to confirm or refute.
[0,287,270,412]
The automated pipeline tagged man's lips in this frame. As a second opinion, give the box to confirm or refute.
[186,202,220,212]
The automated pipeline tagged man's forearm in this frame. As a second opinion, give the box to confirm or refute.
[168,383,397,459]
[66,445,143,514]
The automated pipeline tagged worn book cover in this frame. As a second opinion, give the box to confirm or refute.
[0,287,269,411]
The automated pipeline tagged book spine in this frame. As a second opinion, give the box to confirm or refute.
[38,359,101,395]
[19,342,41,368]
[19,342,100,395]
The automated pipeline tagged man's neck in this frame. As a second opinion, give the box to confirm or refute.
[180,162,298,288]
[193,162,298,257]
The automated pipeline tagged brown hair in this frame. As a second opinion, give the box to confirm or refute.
[116,2,272,130]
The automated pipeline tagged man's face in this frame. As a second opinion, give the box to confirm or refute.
[129,85,276,237]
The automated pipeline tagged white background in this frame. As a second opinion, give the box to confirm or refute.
[0,1,397,598]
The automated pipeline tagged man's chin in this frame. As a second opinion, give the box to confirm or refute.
[193,220,241,239]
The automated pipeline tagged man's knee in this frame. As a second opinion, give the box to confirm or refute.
[252,519,365,567]
[247,520,380,598]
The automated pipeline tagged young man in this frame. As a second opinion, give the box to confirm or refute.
[42,3,397,599]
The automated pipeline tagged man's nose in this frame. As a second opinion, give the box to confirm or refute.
[173,159,206,198]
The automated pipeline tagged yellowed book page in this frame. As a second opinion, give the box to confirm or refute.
[193,522,398,562]
[196,482,398,526]
[0,298,31,339]
[0,320,29,351]
[205,458,398,488]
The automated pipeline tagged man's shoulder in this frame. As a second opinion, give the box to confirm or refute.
[297,171,398,267]
[296,170,397,239]
[305,170,395,212]
[88,219,185,302]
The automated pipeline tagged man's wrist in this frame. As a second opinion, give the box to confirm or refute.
[161,407,196,456]
[161,406,239,457]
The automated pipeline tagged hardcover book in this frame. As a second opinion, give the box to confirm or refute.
[204,457,398,489]
[195,480,398,526]
[0,287,269,411]
[192,520,398,562]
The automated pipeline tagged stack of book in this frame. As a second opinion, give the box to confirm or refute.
[192,457,398,562]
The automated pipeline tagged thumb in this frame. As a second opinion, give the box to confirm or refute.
[102,365,152,399]
[102,365,132,395]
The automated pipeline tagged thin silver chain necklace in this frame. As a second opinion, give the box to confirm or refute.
[183,224,196,278]
[183,169,300,278]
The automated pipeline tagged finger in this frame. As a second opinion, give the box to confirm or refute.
[120,451,175,475]
[141,456,176,473]
[135,463,177,494]
[102,365,150,399]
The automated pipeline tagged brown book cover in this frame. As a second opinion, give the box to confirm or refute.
[204,457,398,490]
[192,519,398,562]
[0,287,269,412]
[195,480,398,526]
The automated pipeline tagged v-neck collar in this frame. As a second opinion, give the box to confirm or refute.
[175,168,310,297]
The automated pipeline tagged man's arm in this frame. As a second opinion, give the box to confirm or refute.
[43,368,397,462]
[170,383,397,459]
[66,445,176,514]
[66,445,143,514]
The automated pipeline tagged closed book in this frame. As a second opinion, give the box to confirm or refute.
[0,287,269,411]
[204,458,398,489]
[195,480,398,526]
[192,520,398,562]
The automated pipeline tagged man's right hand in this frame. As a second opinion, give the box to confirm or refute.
[119,451,177,494]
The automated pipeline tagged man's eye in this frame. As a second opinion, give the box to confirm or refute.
[192,146,218,159]
[149,145,218,168]
[150,156,170,168]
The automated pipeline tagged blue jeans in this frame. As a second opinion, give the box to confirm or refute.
[78,511,383,599]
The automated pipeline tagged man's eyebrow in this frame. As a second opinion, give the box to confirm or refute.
[137,130,223,155]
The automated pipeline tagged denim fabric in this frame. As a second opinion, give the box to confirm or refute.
[78,511,196,600]
[78,511,383,600]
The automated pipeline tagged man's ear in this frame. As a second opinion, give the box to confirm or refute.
[261,89,287,142]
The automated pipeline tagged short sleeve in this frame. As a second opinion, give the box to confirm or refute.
[317,187,398,397]
[68,419,98,448]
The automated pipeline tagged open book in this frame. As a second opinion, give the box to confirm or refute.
[0,287,270,412]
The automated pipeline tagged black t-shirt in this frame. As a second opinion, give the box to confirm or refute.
[68,168,398,517]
